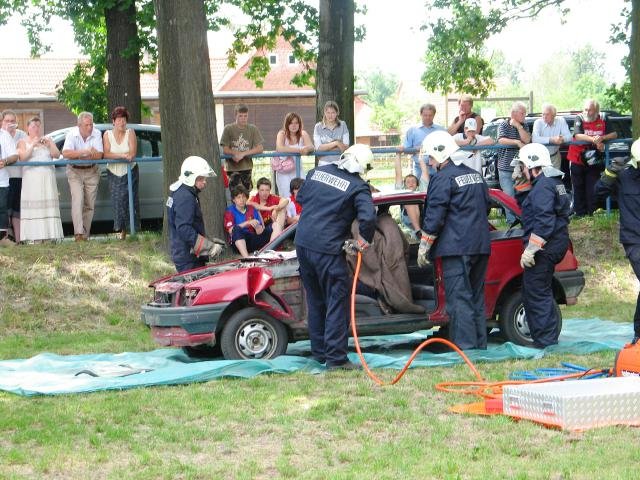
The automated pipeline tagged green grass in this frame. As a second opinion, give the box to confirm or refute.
[1,220,639,479]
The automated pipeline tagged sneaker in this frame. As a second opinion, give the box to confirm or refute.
[0,236,16,247]
[327,361,361,371]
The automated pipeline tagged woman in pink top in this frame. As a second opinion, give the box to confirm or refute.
[273,112,314,197]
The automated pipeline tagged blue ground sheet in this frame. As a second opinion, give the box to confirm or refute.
[0,318,632,396]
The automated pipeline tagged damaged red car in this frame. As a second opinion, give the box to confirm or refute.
[141,189,585,360]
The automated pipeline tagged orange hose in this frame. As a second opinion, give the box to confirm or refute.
[350,252,607,398]
[350,251,484,386]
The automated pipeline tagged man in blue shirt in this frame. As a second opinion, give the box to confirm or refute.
[531,103,571,171]
[402,103,444,178]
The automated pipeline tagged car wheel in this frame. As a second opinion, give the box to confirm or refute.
[182,344,222,359]
[220,308,288,360]
[498,290,562,346]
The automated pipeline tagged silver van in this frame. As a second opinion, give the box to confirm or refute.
[48,124,163,226]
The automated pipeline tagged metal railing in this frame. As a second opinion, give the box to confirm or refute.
[13,138,631,235]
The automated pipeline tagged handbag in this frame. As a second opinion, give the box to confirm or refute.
[271,155,295,173]
[581,149,603,167]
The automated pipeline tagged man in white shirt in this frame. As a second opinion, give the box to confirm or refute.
[62,111,104,241]
[2,110,27,243]
[0,128,19,246]
[532,103,571,170]
[452,118,494,173]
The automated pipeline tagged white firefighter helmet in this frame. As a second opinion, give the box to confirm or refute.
[519,143,552,170]
[336,144,374,174]
[631,138,640,161]
[178,155,216,187]
[420,130,459,164]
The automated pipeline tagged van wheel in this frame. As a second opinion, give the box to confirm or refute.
[182,344,221,359]
[499,291,562,346]
[220,308,288,360]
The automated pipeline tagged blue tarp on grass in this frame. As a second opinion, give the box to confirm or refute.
[0,318,633,396]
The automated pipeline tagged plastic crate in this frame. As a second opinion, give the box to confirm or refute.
[503,377,640,431]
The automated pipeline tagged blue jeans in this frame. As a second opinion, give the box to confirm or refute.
[498,169,516,224]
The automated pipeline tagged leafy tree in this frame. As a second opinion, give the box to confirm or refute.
[154,0,225,241]
[358,69,399,107]
[424,0,638,134]
[315,0,355,141]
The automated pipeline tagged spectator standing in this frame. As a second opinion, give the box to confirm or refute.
[220,104,264,191]
[452,118,494,173]
[103,106,138,240]
[532,103,571,171]
[402,103,444,177]
[224,185,272,258]
[248,177,289,241]
[497,101,531,222]
[1,110,27,242]
[566,99,618,216]
[285,177,304,226]
[447,94,484,135]
[274,112,314,196]
[0,127,19,246]
[167,156,222,272]
[515,143,571,348]
[595,139,640,344]
[62,111,103,241]
[313,100,349,166]
[16,117,63,243]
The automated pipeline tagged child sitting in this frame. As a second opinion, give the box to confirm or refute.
[224,185,272,257]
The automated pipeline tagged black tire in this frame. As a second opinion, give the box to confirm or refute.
[182,344,222,359]
[220,308,288,360]
[498,290,562,346]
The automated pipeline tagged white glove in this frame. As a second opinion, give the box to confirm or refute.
[343,238,371,256]
[520,233,546,268]
[417,232,437,268]
[192,234,224,258]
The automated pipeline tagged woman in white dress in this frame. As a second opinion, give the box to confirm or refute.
[103,106,138,240]
[273,112,314,196]
[17,116,63,243]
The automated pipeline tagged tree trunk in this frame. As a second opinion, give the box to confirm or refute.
[316,0,355,153]
[632,0,639,137]
[154,0,225,245]
[105,0,142,123]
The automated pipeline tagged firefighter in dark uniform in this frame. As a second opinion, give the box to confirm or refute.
[417,131,491,350]
[595,138,640,344]
[295,144,376,370]
[515,143,571,348]
[167,156,222,272]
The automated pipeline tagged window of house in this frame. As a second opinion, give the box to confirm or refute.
[288,54,296,65]
[268,54,277,65]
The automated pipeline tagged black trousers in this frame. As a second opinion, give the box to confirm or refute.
[570,162,602,216]
[623,244,640,338]
[522,236,568,347]
[442,254,489,350]
[296,246,350,366]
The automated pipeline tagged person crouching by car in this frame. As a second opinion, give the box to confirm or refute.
[167,156,222,272]
[514,143,571,348]
[417,130,491,350]
[595,139,640,344]
[295,144,376,370]
[224,184,272,257]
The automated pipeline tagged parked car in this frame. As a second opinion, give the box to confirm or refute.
[141,189,585,360]
[481,111,632,190]
[48,123,163,226]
